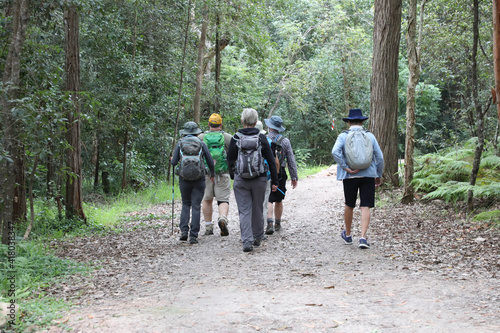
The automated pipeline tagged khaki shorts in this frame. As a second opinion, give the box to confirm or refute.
[203,173,231,202]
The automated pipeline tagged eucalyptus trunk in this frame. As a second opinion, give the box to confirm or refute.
[64,4,86,221]
[494,0,500,124]
[121,128,128,190]
[193,6,208,125]
[402,0,426,204]
[214,14,221,114]
[369,0,402,187]
[1,0,30,244]
[467,0,490,211]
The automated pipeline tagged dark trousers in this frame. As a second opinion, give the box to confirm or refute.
[179,177,205,239]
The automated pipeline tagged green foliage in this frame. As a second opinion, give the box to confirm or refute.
[472,210,500,226]
[297,164,329,179]
[85,179,180,227]
[0,241,88,331]
[413,140,500,204]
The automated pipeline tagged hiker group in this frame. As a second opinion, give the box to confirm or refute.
[171,108,383,252]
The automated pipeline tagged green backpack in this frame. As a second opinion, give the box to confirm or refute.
[203,131,228,174]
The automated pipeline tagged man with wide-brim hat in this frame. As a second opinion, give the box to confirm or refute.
[332,108,384,249]
[264,115,298,235]
[341,108,369,122]
[171,121,214,245]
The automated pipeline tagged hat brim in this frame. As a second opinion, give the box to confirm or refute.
[180,128,202,135]
[342,116,368,122]
[264,119,286,132]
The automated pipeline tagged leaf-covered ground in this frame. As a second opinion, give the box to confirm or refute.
[40,166,499,332]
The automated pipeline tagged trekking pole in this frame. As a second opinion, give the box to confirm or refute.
[170,0,191,235]
[171,164,175,234]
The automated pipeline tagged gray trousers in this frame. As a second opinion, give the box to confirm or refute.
[233,175,267,246]
[179,177,205,239]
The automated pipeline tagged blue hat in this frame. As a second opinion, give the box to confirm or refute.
[342,109,369,122]
[264,115,286,132]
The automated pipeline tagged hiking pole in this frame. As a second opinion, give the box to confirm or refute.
[170,0,191,235]
[171,164,175,234]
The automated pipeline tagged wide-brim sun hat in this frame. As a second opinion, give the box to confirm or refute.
[342,108,369,122]
[255,120,266,134]
[180,121,202,135]
[264,115,285,132]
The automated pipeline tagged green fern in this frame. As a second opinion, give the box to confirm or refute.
[423,181,473,202]
[472,210,500,224]
[443,147,475,161]
[480,155,500,170]
[412,174,441,192]
[472,181,500,200]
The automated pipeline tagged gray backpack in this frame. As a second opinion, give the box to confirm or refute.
[235,132,268,179]
[344,129,373,170]
[177,136,205,181]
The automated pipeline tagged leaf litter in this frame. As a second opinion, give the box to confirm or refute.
[40,166,499,332]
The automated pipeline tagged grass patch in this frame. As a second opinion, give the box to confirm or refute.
[0,239,90,331]
[84,180,180,227]
[298,164,329,178]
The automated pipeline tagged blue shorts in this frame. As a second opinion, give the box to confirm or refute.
[343,177,375,208]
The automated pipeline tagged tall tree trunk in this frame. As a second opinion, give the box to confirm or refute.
[93,129,100,189]
[193,5,208,125]
[214,12,221,114]
[47,138,55,198]
[0,0,30,244]
[341,58,351,113]
[64,4,86,221]
[13,143,27,223]
[23,154,39,239]
[402,0,426,204]
[467,0,490,211]
[369,0,402,187]
[121,128,128,190]
[494,0,500,124]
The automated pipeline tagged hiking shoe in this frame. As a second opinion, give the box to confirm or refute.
[189,237,198,244]
[274,222,281,232]
[253,236,267,246]
[204,224,214,235]
[243,244,254,252]
[265,221,274,235]
[218,216,229,236]
[341,230,353,245]
[179,233,188,241]
[358,238,370,249]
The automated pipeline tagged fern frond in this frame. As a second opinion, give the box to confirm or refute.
[472,182,500,200]
[423,181,472,202]
[480,155,500,170]
[443,148,475,160]
[412,174,441,192]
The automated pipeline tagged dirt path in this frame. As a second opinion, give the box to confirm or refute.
[44,168,499,332]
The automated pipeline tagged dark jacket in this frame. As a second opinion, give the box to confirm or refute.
[171,135,215,179]
[226,127,279,186]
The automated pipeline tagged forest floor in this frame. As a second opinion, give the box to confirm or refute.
[40,166,499,333]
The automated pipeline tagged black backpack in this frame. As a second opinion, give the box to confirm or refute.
[235,132,268,179]
[177,136,205,181]
[271,134,286,173]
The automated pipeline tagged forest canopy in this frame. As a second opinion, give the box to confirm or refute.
[0,0,498,224]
